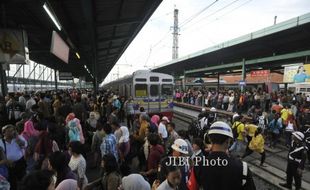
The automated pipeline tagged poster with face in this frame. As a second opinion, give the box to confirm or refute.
[283,64,310,83]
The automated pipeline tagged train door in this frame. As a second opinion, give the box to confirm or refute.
[150,84,160,114]
[133,81,148,113]
[149,76,160,114]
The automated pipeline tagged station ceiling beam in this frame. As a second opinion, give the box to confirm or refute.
[185,49,310,76]
[96,18,140,27]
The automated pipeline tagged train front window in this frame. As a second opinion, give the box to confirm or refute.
[150,85,159,97]
[162,84,173,96]
[135,84,148,97]
[150,77,159,82]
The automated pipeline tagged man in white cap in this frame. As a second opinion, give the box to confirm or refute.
[280,131,307,190]
[159,138,190,190]
[188,121,256,190]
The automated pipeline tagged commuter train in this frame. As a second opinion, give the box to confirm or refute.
[103,70,175,119]
[288,83,310,96]
[6,83,71,93]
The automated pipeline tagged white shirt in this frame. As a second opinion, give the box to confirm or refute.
[0,136,27,161]
[69,155,88,187]
[26,98,36,111]
[157,179,174,190]
[158,122,168,139]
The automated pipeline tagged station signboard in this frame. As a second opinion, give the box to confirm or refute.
[59,72,73,80]
[250,70,270,77]
[239,80,246,86]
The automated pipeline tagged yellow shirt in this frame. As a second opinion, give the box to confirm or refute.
[135,120,148,142]
[245,124,258,137]
[281,109,289,121]
[249,134,265,153]
[233,122,245,141]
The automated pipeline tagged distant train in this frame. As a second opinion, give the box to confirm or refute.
[103,70,175,119]
[6,83,71,93]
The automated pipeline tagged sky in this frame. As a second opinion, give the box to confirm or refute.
[102,0,310,84]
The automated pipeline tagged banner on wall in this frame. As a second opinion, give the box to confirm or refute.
[283,64,310,83]
[250,70,270,77]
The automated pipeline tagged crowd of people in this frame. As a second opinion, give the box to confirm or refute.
[177,87,310,190]
[0,86,308,190]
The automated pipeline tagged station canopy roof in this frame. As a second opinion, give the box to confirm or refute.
[153,12,310,78]
[3,0,162,82]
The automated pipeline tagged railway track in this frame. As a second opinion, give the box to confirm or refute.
[172,103,310,190]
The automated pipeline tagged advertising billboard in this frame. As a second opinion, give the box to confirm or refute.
[0,29,28,64]
[283,64,310,83]
[50,31,69,64]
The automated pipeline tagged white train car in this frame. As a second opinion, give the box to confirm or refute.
[288,82,310,96]
[103,70,175,119]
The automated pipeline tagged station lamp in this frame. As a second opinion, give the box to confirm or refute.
[76,52,80,59]
[43,2,62,31]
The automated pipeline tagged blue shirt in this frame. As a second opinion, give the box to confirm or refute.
[0,136,27,161]
[293,73,310,83]
[101,134,118,160]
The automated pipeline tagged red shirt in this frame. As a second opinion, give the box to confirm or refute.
[272,104,282,113]
[147,144,164,170]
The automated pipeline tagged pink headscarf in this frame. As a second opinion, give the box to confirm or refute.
[65,113,75,124]
[22,120,39,141]
[55,179,78,190]
[151,115,160,127]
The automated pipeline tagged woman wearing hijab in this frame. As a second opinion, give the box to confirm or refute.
[151,115,160,128]
[120,174,151,190]
[118,126,130,162]
[66,113,85,144]
[22,114,40,141]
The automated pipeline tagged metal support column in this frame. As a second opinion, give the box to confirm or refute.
[54,69,58,90]
[241,58,246,92]
[182,70,186,92]
[1,3,8,96]
[217,73,220,93]
[12,64,23,92]
[0,64,8,96]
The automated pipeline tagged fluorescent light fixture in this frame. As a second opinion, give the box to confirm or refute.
[232,69,242,72]
[281,63,303,67]
[76,52,80,59]
[43,2,62,31]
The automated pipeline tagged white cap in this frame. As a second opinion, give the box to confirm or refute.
[210,107,217,112]
[162,116,170,123]
[292,131,304,141]
[113,95,118,99]
[171,139,189,154]
[208,121,233,138]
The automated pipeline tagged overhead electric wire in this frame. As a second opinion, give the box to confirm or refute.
[183,0,254,32]
[182,0,242,31]
[179,0,219,28]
